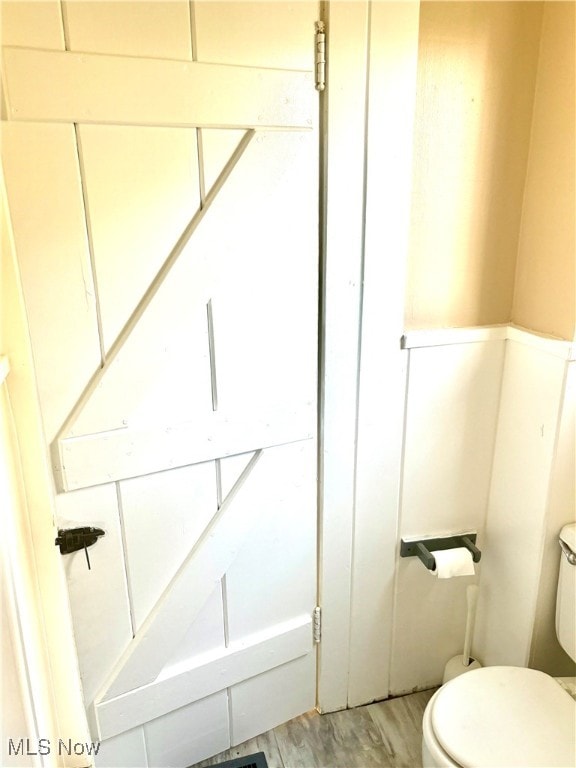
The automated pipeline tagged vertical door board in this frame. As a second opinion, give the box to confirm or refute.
[1,123,102,443]
[63,0,192,61]
[53,484,133,707]
[76,124,202,352]
[119,462,219,634]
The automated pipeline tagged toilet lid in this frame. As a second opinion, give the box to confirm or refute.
[431,666,576,767]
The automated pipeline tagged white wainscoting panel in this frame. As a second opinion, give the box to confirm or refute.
[530,360,576,674]
[400,341,505,537]
[475,339,569,667]
[390,339,504,694]
[392,558,477,692]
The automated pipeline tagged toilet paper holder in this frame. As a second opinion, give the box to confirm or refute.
[400,533,481,571]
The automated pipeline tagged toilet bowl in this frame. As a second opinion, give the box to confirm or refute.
[422,523,576,767]
[421,666,576,767]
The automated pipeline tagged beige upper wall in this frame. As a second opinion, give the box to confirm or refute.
[512,2,576,341]
[406,2,543,329]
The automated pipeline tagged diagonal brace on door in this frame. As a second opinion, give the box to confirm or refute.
[96,448,264,703]
[54,130,255,447]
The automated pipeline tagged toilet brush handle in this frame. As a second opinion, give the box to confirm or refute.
[463,584,479,666]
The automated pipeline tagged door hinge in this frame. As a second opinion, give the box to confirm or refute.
[313,606,322,643]
[315,21,326,92]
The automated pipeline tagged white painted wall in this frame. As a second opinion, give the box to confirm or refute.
[476,332,575,669]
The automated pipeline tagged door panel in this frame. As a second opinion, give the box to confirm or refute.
[119,461,219,631]
[62,0,193,61]
[2,2,318,765]
[201,129,248,196]
[144,692,230,768]
[1,0,64,49]
[0,123,101,442]
[230,653,316,746]
[67,128,315,444]
[54,484,132,707]
[98,445,309,704]
[224,441,316,642]
[76,124,202,351]
[194,1,314,69]
[160,586,226,674]
[92,726,148,768]
[96,613,312,740]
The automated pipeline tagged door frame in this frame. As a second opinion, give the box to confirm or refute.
[317,0,420,712]
[1,177,91,768]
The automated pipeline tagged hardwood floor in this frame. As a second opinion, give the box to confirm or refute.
[192,689,436,768]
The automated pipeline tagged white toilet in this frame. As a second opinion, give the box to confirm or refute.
[422,523,576,768]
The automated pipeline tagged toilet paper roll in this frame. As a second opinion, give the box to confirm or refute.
[429,547,475,578]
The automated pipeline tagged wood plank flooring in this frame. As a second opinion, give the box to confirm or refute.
[192,689,436,768]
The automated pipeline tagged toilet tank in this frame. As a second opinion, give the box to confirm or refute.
[556,523,576,661]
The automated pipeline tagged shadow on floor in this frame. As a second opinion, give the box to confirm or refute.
[192,688,436,768]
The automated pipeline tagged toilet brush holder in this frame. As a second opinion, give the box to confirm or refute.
[443,584,482,684]
[443,654,482,683]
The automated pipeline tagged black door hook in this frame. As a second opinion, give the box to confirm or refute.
[55,526,105,570]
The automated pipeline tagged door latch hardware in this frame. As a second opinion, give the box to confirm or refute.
[55,526,105,570]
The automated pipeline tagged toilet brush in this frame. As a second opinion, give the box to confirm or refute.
[442,584,482,684]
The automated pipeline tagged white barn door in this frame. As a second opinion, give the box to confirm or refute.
[1,2,318,765]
